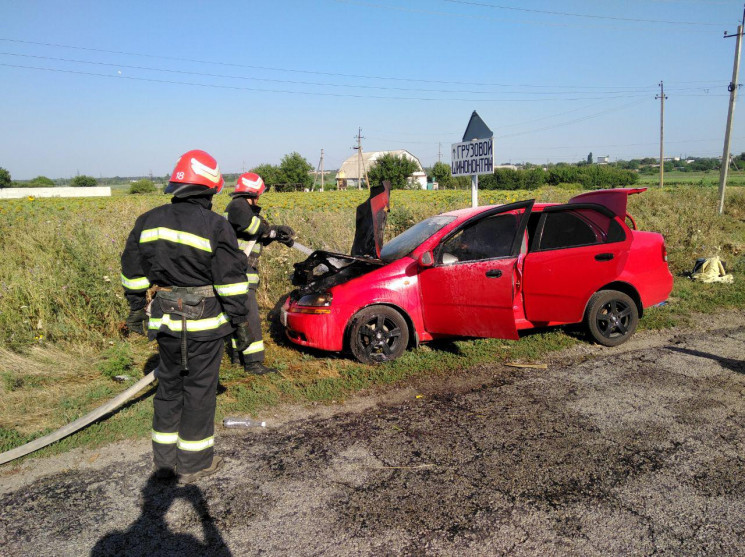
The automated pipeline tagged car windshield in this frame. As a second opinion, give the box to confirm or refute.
[380,215,456,263]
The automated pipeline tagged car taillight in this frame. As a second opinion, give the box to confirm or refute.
[662,243,668,262]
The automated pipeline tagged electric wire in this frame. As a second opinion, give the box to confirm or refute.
[442,0,727,26]
[0,62,659,102]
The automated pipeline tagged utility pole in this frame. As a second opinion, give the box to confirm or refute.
[438,142,442,163]
[718,8,744,215]
[655,81,667,188]
[320,148,325,191]
[353,127,366,189]
[312,149,325,192]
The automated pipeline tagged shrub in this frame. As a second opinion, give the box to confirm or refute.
[71,175,98,188]
[0,167,10,188]
[129,179,157,194]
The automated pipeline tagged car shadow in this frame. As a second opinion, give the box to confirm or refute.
[665,346,744,374]
[90,474,232,556]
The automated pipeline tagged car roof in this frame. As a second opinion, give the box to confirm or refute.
[441,188,646,221]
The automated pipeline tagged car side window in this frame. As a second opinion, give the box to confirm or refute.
[439,214,519,264]
[537,209,625,251]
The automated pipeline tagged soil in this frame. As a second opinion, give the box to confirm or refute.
[1,312,744,556]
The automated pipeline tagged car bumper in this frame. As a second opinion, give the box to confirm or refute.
[281,300,348,352]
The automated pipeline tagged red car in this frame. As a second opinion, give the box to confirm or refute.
[281,188,672,364]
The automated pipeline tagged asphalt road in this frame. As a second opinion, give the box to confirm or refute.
[1,314,744,556]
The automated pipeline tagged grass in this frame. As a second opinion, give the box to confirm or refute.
[1,185,744,461]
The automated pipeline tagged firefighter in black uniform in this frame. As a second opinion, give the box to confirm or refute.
[225,172,294,375]
[121,149,253,482]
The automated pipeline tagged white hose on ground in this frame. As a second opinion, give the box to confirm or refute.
[0,371,156,466]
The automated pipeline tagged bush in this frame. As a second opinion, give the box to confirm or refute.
[30,176,55,187]
[129,179,157,194]
[0,167,10,188]
[70,175,97,188]
[367,153,421,189]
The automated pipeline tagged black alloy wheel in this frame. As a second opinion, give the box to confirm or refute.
[349,305,409,364]
[585,290,639,347]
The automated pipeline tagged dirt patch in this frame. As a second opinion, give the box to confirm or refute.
[1,312,744,555]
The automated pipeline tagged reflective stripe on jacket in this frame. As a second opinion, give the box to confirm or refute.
[121,196,249,341]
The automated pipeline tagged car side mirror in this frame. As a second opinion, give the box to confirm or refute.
[418,251,434,267]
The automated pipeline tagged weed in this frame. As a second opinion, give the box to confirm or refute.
[96,342,134,379]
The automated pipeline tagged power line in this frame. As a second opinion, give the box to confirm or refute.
[0,37,708,91]
[0,51,662,96]
[0,62,658,102]
[443,0,727,26]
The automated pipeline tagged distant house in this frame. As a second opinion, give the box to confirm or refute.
[336,149,426,189]
[596,155,611,165]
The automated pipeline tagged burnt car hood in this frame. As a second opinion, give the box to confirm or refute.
[291,250,385,295]
[291,182,391,295]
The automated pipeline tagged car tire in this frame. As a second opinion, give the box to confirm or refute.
[585,290,639,347]
[349,306,409,364]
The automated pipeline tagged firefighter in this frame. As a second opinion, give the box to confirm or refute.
[121,149,253,483]
[225,172,294,375]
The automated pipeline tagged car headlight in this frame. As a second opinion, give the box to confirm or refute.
[294,292,333,314]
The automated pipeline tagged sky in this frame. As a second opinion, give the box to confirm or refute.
[1,0,743,180]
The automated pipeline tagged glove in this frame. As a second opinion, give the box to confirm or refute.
[274,225,295,247]
[234,321,253,353]
[125,308,147,336]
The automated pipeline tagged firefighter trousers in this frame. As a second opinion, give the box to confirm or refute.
[230,284,265,366]
[152,334,224,475]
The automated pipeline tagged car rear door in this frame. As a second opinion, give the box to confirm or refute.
[522,204,631,324]
[418,201,532,339]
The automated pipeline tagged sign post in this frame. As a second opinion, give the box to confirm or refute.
[451,111,494,208]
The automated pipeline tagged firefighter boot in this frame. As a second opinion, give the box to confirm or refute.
[244,361,278,375]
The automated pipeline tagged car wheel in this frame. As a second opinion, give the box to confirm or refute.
[349,306,409,364]
[585,290,639,347]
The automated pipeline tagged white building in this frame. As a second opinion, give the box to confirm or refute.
[336,150,426,189]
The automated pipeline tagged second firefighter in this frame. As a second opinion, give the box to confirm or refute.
[225,172,295,375]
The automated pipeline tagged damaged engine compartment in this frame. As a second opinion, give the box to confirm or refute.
[290,251,384,300]
[288,181,391,301]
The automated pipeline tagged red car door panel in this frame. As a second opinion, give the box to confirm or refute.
[418,202,532,340]
[419,258,519,338]
[522,206,631,324]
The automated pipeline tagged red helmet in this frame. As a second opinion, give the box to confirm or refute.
[165,149,224,196]
[232,172,266,198]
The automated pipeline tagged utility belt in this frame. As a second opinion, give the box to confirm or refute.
[151,285,216,373]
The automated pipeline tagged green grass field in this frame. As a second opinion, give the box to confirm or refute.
[1,185,744,460]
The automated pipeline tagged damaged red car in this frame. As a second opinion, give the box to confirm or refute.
[281,187,673,364]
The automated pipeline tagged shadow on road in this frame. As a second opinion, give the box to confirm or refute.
[90,475,231,557]
[665,346,744,374]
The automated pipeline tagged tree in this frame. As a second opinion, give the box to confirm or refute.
[431,161,452,188]
[129,179,157,194]
[250,163,283,188]
[70,175,97,187]
[278,152,313,189]
[30,176,54,187]
[367,153,420,190]
[587,152,593,164]
[0,167,11,188]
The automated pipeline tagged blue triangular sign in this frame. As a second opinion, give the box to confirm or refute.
[462,111,493,142]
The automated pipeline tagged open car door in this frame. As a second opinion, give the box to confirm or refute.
[418,200,533,339]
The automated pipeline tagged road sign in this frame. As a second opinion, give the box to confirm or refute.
[451,111,494,207]
[450,138,494,177]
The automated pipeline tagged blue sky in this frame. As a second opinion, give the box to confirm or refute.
[1,0,743,179]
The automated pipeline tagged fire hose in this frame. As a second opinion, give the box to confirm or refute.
[0,371,156,466]
[0,242,315,466]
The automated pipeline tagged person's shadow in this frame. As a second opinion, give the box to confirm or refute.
[90,474,232,556]
[665,346,744,374]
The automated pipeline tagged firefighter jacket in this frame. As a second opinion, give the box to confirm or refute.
[121,196,250,341]
[225,198,271,286]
